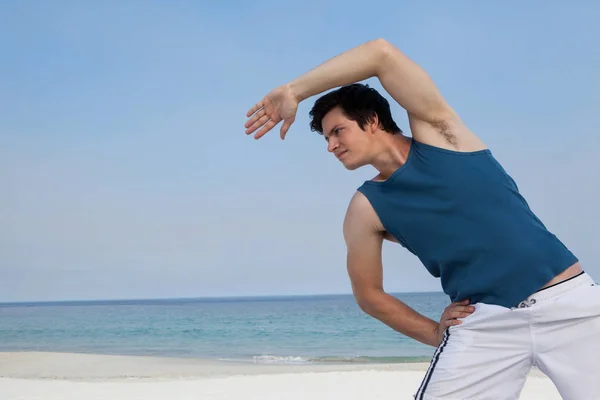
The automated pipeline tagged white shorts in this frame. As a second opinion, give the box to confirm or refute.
[414,272,600,400]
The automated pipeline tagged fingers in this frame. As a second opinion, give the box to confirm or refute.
[439,305,477,333]
[445,305,474,318]
[451,305,475,313]
[254,120,277,140]
[440,302,475,329]
[246,102,263,118]
[450,311,473,319]
[439,318,463,333]
[279,118,295,140]
[245,108,267,131]
[445,300,471,312]
[245,113,270,135]
[441,311,470,328]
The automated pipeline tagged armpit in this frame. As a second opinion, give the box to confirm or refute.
[430,119,458,146]
[383,231,398,243]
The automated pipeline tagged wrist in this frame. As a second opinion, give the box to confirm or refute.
[287,80,305,103]
[429,322,441,346]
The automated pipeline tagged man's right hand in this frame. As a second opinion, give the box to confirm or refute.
[434,299,475,345]
[245,84,299,140]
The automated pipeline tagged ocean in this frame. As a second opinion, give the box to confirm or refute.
[0,292,448,364]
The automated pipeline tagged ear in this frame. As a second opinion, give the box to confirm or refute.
[367,113,380,134]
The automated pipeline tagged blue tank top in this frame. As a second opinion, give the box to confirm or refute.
[357,139,578,308]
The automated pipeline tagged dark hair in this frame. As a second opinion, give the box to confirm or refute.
[309,83,402,135]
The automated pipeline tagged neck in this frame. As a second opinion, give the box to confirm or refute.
[370,134,412,181]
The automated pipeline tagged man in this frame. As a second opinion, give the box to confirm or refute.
[244,39,599,399]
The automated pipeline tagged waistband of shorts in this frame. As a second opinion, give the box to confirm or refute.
[522,271,594,304]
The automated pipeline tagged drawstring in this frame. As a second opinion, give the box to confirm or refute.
[516,298,537,308]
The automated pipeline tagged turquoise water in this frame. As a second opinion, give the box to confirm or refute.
[0,292,448,364]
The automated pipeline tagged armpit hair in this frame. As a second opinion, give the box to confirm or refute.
[430,119,458,146]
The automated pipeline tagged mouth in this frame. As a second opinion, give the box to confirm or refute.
[336,150,348,160]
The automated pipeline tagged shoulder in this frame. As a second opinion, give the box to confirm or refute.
[345,191,375,219]
[343,191,384,242]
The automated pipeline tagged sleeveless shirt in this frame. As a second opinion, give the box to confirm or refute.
[357,139,578,308]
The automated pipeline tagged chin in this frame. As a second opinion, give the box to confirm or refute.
[341,159,363,171]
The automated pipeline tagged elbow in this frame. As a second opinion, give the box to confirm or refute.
[370,38,392,57]
[370,38,391,51]
[355,289,385,316]
[369,38,395,75]
[357,300,375,316]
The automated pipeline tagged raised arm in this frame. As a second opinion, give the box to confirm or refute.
[246,39,485,150]
[289,38,444,125]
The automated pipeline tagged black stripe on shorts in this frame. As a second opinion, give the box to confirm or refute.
[415,328,451,400]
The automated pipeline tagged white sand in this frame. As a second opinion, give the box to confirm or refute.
[0,352,561,399]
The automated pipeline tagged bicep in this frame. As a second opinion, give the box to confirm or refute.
[376,40,486,151]
[375,39,449,125]
[346,229,384,297]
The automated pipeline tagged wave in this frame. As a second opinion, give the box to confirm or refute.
[217,354,430,365]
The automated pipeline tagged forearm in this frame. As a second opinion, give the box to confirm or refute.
[359,291,440,347]
[288,39,386,102]
[288,38,447,122]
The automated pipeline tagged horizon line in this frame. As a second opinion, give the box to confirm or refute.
[0,290,445,306]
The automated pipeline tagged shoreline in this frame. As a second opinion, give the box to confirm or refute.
[0,348,432,367]
[0,351,434,381]
[0,351,550,381]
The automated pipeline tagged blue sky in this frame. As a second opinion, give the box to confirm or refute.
[1,1,599,302]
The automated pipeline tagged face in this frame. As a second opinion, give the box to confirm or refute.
[322,107,372,170]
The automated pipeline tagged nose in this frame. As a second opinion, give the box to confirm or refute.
[327,137,339,153]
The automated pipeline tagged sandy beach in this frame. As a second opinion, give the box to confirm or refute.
[0,352,561,399]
